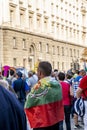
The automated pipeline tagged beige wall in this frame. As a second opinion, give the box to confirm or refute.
[0,0,87,71]
[1,27,85,71]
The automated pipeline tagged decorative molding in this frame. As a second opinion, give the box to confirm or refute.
[19,6,26,11]
[29,10,34,14]
[9,3,17,7]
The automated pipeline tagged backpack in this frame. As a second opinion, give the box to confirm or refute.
[14,80,26,100]
[74,97,85,117]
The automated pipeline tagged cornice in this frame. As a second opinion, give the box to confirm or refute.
[0,26,87,48]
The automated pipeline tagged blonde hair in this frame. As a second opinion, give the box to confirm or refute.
[0,79,9,89]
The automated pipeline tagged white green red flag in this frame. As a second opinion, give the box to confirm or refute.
[25,77,64,128]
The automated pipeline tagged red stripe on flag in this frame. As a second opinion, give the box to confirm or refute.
[25,100,64,128]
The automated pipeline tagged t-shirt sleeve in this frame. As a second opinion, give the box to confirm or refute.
[79,76,87,91]
[25,82,30,91]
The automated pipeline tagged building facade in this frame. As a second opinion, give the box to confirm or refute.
[0,0,87,71]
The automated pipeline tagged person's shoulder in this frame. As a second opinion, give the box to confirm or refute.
[0,86,12,110]
[62,81,70,87]
[0,85,23,110]
[74,75,81,81]
[81,75,87,82]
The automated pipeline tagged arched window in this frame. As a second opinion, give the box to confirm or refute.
[29,45,34,56]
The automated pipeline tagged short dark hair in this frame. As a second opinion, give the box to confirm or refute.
[10,70,15,76]
[16,71,22,78]
[38,61,52,76]
[54,69,58,72]
[58,72,65,81]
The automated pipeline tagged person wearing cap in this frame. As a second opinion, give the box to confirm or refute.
[12,71,30,107]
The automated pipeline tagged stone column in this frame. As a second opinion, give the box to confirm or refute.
[15,0,20,27]
[24,0,29,29]
[2,0,10,24]
[33,12,37,31]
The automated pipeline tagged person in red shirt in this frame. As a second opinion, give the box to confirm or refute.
[58,72,71,130]
[77,75,87,130]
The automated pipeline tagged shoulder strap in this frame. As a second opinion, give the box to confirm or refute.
[20,79,24,90]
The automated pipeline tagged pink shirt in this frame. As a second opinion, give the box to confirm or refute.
[60,81,71,105]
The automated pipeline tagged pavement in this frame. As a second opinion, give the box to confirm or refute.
[28,116,84,130]
[64,117,84,130]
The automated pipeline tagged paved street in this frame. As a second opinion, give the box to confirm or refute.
[64,117,84,130]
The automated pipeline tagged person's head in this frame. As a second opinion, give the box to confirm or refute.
[28,71,33,77]
[16,71,22,78]
[0,79,9,89]
[54,69,58,72]
[79,69,86,77]
[51,71,55,77]
[75,70,79,75]
[2,70,9,78]
[37,61,52,79]
[10,69,15,76]
[66,73,72,79]
[58,72,65,81]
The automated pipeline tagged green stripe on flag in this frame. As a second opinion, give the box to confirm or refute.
[25,77,62,109]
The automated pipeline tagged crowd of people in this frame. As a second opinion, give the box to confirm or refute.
[0,61,87,130]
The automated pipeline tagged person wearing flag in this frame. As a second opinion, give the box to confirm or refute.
[25,61,64,130]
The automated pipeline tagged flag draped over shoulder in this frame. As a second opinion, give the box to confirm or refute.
[25,77,64,128]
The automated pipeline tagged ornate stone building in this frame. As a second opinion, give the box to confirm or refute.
[0,0,87,71]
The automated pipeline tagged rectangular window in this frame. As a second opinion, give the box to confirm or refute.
[74,49,76,57]
[46,44,49,53]
[29,14,33,30]
[10,10,14,25]
[62,47,64,56]
[52,45,55,55]
[44,18,48,32]
[37,16,41,29]
[13,58,17,66]
[77,50,79,58]
[70,48,72,57]
[51,22,54,33]
[56,5,58,15]
[39,42,42,52]
[51,3,54,14]
[66,47,68,56]
[62,62,64,70]
[10,10,13,23]
[13,37,16,48]
[56,24,59,34]
[20,12,25,27]
[23,58,26,68]
[57,62,59,69]
[57,46,59,55]
[23,39,26,49]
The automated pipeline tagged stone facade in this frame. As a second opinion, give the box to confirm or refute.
[0,26,85,71]
[0,0,87,71]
